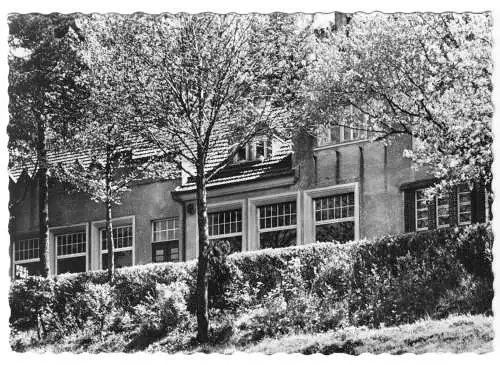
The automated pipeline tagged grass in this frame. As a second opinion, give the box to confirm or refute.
[10,314,493,354]
[241,314,493,354]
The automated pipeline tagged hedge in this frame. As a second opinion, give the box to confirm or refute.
[10,223,493,340]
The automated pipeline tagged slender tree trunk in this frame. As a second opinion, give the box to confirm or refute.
[37,116,50,277]
[195,171,210,343]
[105,139,115,282]
[105,198,115,283]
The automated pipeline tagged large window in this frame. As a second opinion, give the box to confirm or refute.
[258,201,297,249]
[55,231,87,274]
[458,185,472,225]
[415,189,429,231]
[100,225,133,269]
[314,192,355,243]
[152,217,179,263]
[208,209,242,253]
[14,238,42,278]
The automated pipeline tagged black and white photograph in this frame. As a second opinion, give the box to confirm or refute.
[4,1,495,357]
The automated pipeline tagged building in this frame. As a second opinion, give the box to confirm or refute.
[8,127,488,278]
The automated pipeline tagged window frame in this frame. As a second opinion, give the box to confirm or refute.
[316,106,369,148]
[233,136,272,163]
[151,217,179,243]
[208,208,243,240]
[14,237,40,265]
[99,224,134,269]
[313,192,356,242]
[436,195,450,229]
[55,231,87,274]
[151,217,180,263]
[257,200,297,248]
[415,188,430,232]
[457,186,472,225]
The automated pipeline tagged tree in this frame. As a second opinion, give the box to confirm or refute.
[86,13,311,342]
[55,20,172,282]
[307,13,492,195]
[8,14,89,277]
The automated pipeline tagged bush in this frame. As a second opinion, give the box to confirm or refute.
[9,223,493,350]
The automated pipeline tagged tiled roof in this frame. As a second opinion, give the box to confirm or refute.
[8,140,180,183]
[175,140,294,193]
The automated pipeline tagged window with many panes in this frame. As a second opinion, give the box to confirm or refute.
[55,231,87,274]
[415,189,429,231]
[458,185,472,225]
[314,192,355,243]
[14,238,42,278]
[258,201,297,249]
[152,218,179,263]
[100,225,133,269]
[208,209,243,253]
[15,238,40,262]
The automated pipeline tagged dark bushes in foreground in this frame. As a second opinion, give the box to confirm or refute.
[9,224,493,351]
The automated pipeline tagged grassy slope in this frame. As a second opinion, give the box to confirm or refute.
[12,314,493,354]
[241,314,493,355]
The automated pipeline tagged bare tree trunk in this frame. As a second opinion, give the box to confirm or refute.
[195,172,210,343]
[37,116,50,277]
[105,198,115,283]
[105,138,115,282]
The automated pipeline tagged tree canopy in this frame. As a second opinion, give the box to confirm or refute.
[307,13,492,193]
[79,13,312,341]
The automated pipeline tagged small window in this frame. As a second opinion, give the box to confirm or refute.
[415,189,429,231]
[316,106,368,147]
[436,195,450,228]
[233,137,273,163]
[14,238,43,278]
[458,185,472,225]
[152,218,180,263]
[152,242,179,263]
[152,217,179,242]
[15,238,40,262]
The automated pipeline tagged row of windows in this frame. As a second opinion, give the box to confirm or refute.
[415,186,472,231]
[19,186,477,277]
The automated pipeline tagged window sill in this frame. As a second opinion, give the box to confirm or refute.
[416,227,428,232]
[313,139,369,152]
[14,258,40,264]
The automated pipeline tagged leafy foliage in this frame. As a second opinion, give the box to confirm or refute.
[307,13,492,192]
[8,14,88,171]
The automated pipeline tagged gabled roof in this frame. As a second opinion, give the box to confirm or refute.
[175,139,294,193]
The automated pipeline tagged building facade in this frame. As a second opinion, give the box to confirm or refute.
[8,129,488,278]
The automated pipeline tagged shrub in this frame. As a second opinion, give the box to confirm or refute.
[9,223,493,349]
[132,281,189,338]
[9,276,55,331]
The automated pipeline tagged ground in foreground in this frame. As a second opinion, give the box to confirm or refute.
[240,314,493,355]
[180,314,492,354]
[12,314,493,354]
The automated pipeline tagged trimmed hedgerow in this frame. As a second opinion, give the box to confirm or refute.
[9,223,493,349]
